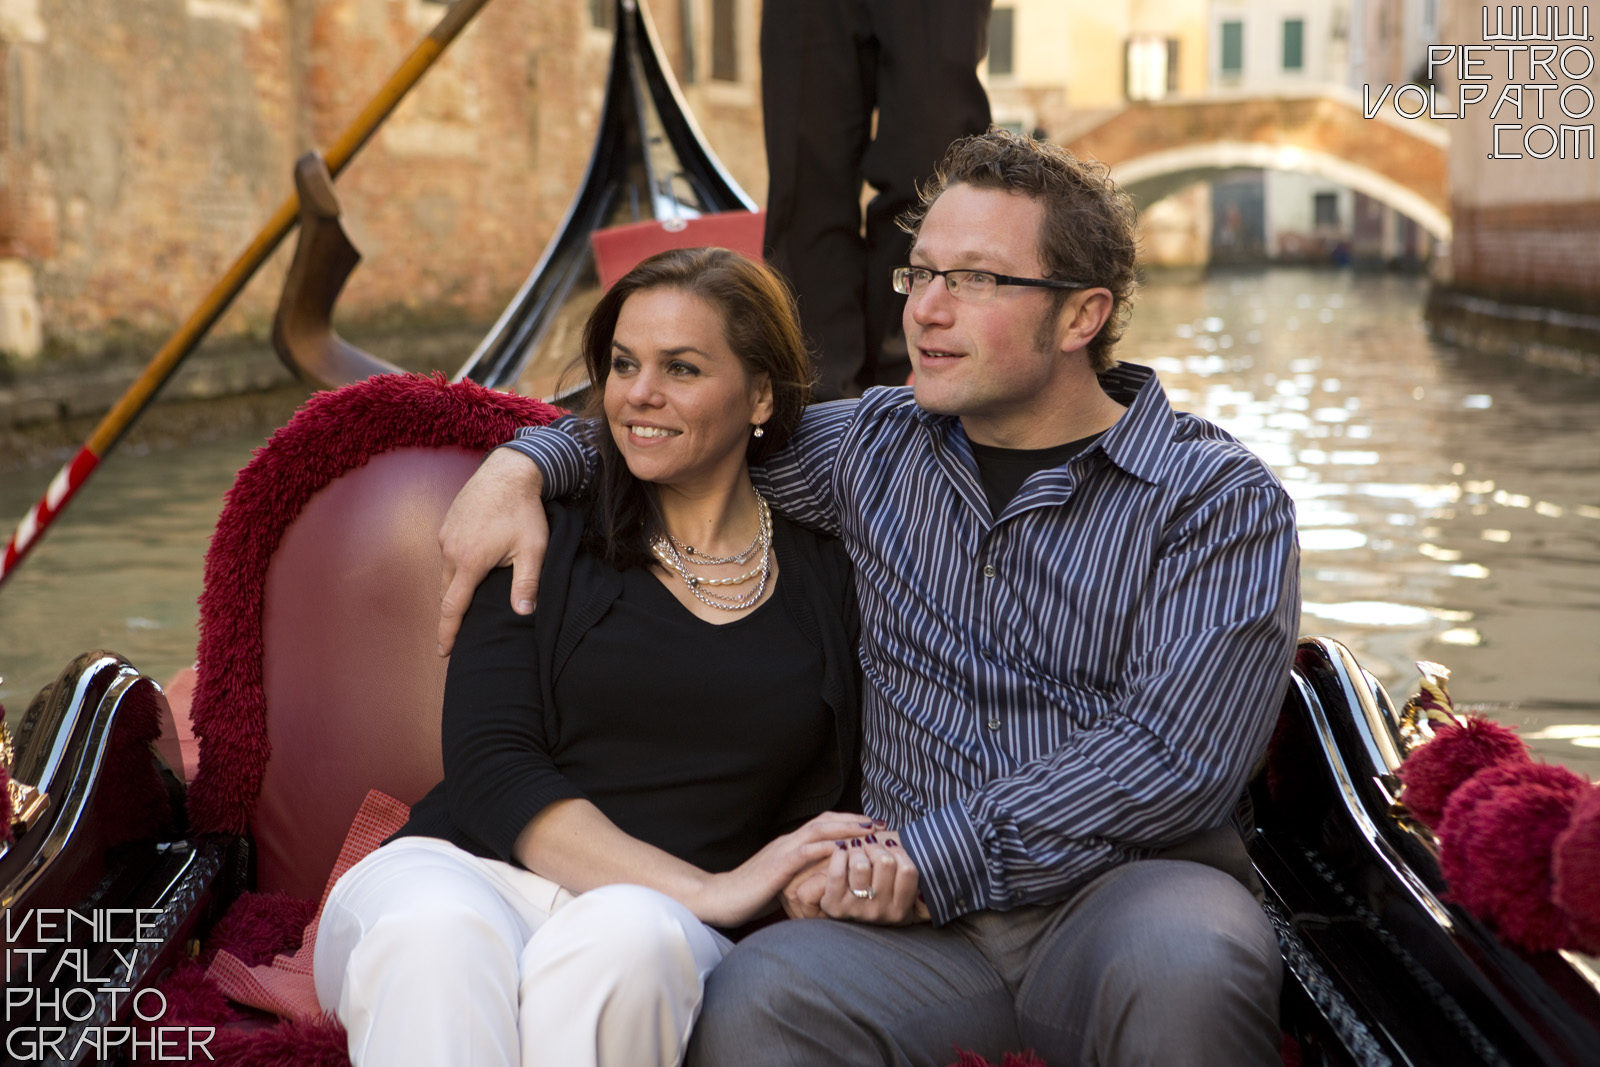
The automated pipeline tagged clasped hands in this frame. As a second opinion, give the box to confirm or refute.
[783,818,930,925]
[695,812,928,929]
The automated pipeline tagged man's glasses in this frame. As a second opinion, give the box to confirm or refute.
[891,265,1093,303]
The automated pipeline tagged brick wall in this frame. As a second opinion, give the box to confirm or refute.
[1451,201,1600,308]
[0,0,765,361]
[1435,0,1600,317]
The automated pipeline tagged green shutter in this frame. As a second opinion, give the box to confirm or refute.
[1283,19,1304,71]
[989,8,1015,76]
[1221,21,1243,74]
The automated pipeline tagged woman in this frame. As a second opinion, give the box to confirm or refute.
[313,248,865,1067]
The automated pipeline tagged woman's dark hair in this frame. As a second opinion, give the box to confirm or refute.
[579,246,815,569]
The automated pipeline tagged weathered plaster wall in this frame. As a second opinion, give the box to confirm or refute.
[1420,0,1600,368]
[0,0,765,363]
[1436,0,1600,307]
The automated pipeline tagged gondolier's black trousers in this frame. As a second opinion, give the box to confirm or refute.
[761,0,993,400]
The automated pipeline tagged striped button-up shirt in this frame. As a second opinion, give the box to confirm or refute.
[508,362,1301,923]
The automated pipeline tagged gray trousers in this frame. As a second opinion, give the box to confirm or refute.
[685,842,1282,1067]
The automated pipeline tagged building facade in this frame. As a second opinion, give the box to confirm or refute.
[0,0,764,364]
[1206,0,1367,265]
[1343,0,1442,267]
[982,0,1210,135]
[982,0,1214,266]
[1424,0,1600,366]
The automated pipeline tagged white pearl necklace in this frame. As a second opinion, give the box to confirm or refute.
[649,494,772,612]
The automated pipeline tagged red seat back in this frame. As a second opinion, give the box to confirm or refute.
[186,374,559,900]
[590,210,766,291]
[254,447,479,898]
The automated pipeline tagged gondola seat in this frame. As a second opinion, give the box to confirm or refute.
[185,372,558,899]
[149,374,1057,1067]
[140,373,559,1056]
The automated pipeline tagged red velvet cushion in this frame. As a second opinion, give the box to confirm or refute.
[186,373,558,901]
[255,448,481,899]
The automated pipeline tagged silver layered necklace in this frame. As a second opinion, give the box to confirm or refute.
[649,492,773,612]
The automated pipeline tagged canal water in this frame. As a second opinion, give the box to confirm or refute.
[2,267,1598,776]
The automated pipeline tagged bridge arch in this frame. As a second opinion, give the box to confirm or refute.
[1110,142,1450,240]
[1063,93,1450,241]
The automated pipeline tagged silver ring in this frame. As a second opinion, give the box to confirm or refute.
[850,887,875,900]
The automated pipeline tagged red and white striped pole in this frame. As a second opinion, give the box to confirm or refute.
[1,448,100,583]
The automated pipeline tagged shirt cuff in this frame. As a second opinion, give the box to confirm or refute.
[501,416,594,497]
[900,804,993,924]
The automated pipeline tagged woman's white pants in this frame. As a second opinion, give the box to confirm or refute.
[312,837,733,1067]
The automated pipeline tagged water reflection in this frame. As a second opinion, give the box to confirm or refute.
[2,268,1598,774]
[1134,268,1600,775]
[0,390,309,716]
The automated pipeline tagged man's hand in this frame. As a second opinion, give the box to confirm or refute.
[437,448,549,654]
[782,825,929,925]
[781,860,830,919]
[691,812,871,928]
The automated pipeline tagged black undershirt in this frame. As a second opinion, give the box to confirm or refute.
[968,433,1104,515]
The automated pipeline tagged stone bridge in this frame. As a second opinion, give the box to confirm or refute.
[1064,92,1450,240]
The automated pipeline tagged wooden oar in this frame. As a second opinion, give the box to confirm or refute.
[0,0,495,587]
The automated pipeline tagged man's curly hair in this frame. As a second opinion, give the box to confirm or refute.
[899,128,1139,373]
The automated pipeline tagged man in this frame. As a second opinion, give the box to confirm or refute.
[438,129,1300,1065]
[761,0,993,400]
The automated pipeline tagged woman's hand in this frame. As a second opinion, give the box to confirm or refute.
[783,826,928,925]
[689,812,873,928]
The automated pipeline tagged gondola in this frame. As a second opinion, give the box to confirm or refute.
[273,0,760,404]
[3,3,1597,1065]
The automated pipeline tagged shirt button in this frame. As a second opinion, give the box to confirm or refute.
[987,718,1002,731]
[981,564,996,579]
[955,896,969,911]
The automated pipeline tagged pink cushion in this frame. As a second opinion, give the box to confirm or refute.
[209,789,411,1021]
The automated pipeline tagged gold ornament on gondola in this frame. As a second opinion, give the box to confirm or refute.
[1,713,51,841]
[1396,660,1461,757]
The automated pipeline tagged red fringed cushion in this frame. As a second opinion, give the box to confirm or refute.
[1398,715,1529,828]
[207,893,318,968]
[201,1016,352,1067]
[149,958,241,1031]
[144,793,409,1067]
[946,1052,1048,1067]
[185,374,558,836]
[1439,762,1590,952]
[1552,784,1600,954]
[137,1007,350,1067]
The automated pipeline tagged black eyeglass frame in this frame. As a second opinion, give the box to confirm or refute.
[891,265,1095,297]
